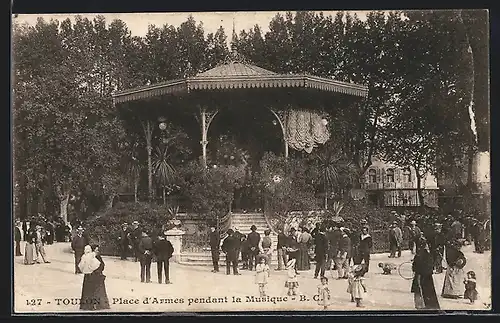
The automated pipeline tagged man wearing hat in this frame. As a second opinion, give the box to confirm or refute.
[14,220,23,256]
[233,227,243,266]
[427,223,445,274]
[130,221,141,262]
[221,229,240,275]
[247,225,261,271]
[71,226,87,273]
[209,225,220,273]
[388,221,402,258]
[34,225,50,263]
[408,220,422,255]
[153,232,174,284]
[138,230,154,283]
[118,222,131,260]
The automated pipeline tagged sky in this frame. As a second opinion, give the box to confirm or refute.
[14,11,370,44]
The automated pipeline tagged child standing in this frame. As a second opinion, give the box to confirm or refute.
[317,276,331,310]
[346,266,355,302]
[463,270,478,304]
[255,255,270,297]
[348,265,367,307]
[285,258,299,296]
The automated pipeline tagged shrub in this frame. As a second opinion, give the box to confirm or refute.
[83,202,173,256]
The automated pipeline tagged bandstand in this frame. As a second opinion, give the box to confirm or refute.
[113,59,368,262]
[113,60,368,201]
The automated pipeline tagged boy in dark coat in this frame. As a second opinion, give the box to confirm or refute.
[153,233,174,284]
[359,226,373,272]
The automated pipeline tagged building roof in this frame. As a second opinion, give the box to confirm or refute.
[112,62,368,104]
[196,62,277,77]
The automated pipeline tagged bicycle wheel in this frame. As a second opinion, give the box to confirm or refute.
[398,261,414,280]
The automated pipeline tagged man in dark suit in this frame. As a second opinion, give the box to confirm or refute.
[130,221,142,262]
[209,225,220,273]
[138,230,154,283]
[14,220,23,256]
[314,225,329,278]
[247,225,261,271]
[71,226,88,274]
[221,229,240,275]
[118,222,131,260]
[233,227,243,266]
[276,228,288,270]
[153,232,174,284]
[326,223,341,271]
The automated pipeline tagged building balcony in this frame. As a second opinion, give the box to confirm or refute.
[399,182,414,189]
[363,183,379,190]
[383,182,396,189]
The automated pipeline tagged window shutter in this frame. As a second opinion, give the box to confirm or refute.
[395,168,401,182]
[381,168,386,183]
[364,172,369,184]
[376,168,381,183]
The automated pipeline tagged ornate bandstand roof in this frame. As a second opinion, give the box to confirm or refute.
[112,61,368,104]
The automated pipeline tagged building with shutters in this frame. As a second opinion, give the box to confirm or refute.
[360,157,439,208]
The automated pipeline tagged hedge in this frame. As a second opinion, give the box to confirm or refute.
[83,202,173,256]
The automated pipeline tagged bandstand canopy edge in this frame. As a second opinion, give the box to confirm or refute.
[112,62,369,105]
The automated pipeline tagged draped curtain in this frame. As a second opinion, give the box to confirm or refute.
[285,110,330,153]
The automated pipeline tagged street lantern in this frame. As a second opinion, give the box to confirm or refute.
[321,118,328,126]
[158,116,167,130]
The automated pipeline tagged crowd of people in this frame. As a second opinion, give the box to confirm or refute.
[14,208,488,311]
[207,209,487,310]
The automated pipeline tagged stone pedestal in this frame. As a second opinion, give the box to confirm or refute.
[165,228,185,263]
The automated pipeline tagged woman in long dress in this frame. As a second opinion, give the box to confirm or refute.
[441,239,466,299]
[23,229,36,265]
[297,227,312,271]
[79,245,110,310]
[411,237,440,309]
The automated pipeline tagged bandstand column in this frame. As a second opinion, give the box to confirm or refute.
[269,109,289,158]
[197,106,219,168]
[141,120,154,201]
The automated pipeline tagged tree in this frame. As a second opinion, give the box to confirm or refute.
[309,141,359,209]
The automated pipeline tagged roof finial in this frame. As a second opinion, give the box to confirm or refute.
[231,18,238,61]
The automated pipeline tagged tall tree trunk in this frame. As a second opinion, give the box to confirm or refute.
[134,180,138,203]
[467,144,475,190]
[59,193,70,224]
[162,187,166,205]
[415,173,424,207]
[105,194,115,211]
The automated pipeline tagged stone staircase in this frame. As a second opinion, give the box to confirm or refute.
[179,213,278,266]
